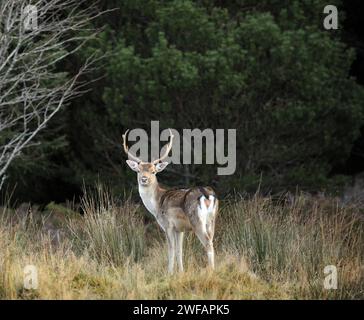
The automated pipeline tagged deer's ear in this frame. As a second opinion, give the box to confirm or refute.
[155,162,169,172]
[126,160,139,172]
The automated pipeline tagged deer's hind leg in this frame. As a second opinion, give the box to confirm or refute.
[190,210,215,270]
[206,203,218,241]
[194,226,215,269]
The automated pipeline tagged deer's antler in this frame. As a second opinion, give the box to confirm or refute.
[152,129,174,164]
[122,129,142,163]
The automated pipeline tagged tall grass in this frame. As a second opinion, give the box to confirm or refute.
[0,189,363,299]
[217,194,364,299]
[68,186,146,266]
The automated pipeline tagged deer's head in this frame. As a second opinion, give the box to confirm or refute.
[122,129,174,187]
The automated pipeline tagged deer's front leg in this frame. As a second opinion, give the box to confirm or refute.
[175,231,184,272]
[166,228,176,274]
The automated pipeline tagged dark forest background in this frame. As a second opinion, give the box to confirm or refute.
[3,0,364,205]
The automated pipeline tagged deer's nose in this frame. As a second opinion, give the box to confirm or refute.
[141,176,148,183]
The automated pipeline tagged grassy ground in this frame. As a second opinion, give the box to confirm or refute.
[0,187,363,299]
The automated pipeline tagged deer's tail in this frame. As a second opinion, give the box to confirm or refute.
[197,186,217,214]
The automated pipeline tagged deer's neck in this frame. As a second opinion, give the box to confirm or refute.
[138,180,165,218]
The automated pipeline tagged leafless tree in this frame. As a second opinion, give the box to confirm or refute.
[0,0,106,189]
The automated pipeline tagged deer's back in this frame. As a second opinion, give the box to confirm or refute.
[159,186,218,230]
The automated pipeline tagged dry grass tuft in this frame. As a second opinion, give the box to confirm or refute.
[0,189,363,299]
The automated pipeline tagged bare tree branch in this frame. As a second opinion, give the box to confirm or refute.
[0,0,108,188]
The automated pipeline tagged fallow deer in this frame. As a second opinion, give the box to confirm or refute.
[122,129,218,274]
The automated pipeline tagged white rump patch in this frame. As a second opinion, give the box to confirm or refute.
[207,195,215,212]
[198,195,216,232]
